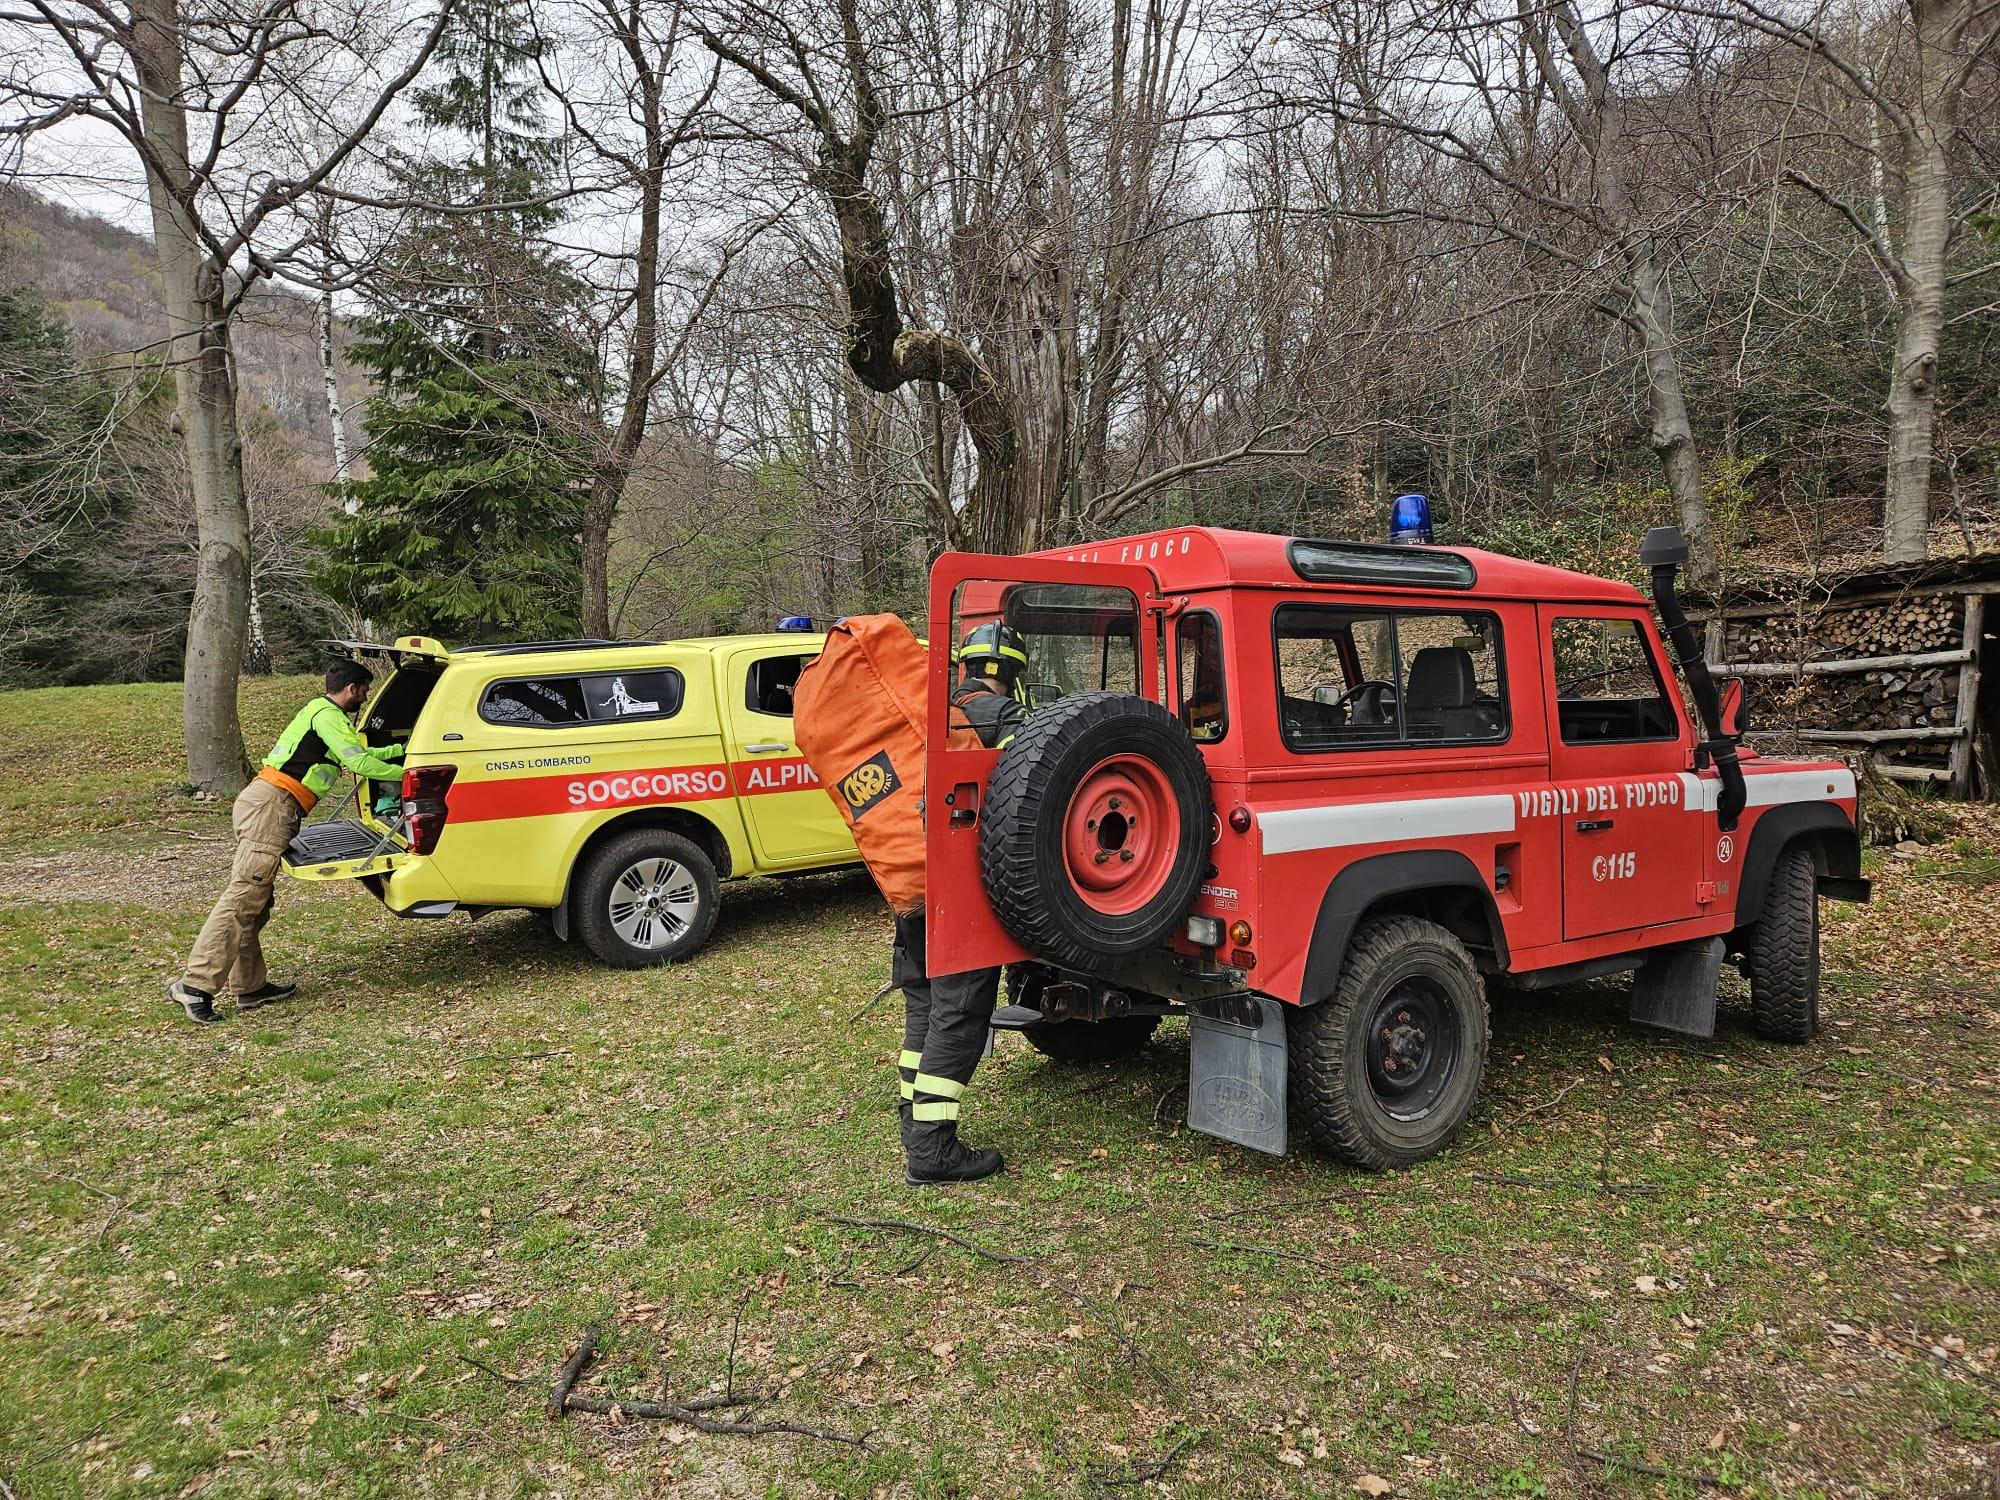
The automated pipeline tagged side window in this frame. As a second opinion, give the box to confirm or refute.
[1000,584,1138,706]
[1396,614,1505,742]
[1552,617,1678,743]
[482,677,588,726]
[1275,605,1507,750]
[481,669,683,728]
[745,654,810,716]
[1275,608,1397,748]
[582,670,682,721]
[1176,610,1228,742]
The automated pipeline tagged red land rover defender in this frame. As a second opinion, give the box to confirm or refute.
[923,526,1868,1169]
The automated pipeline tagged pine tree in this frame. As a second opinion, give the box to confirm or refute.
[313,0,589,643]
[0,281,126,682]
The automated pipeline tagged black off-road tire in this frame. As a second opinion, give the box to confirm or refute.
[1287,915,1489,1171]
[1745,844,1820,1043]
[575,829,719,968]
[978,692,1209,973]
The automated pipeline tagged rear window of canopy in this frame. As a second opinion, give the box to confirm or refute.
[1288,539,1477,591]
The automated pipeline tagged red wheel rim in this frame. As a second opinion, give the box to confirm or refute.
[1061,754,1181,916]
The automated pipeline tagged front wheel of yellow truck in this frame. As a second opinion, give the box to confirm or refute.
[574,828,720,967]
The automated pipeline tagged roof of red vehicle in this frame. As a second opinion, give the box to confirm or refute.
[1031,526,1647,604]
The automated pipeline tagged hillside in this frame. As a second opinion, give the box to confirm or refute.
[0,188,364,470]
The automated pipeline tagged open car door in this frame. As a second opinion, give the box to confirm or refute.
[924,553,1165,977]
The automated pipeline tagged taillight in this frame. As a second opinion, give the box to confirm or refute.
[401,764,457,855]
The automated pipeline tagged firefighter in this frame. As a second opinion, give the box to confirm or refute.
[165,661,407,1024]
[892,622,1034,1184]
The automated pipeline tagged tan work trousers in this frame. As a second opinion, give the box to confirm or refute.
[184,777,303,996]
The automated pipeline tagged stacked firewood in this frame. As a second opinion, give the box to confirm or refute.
[1720,594,1963,665]
[1718,594,1966,745]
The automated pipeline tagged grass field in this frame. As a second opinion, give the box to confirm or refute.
[0,678,1994,1498]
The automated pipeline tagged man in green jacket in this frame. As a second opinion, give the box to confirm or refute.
[166,660,407,1024]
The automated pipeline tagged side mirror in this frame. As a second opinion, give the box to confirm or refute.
[1718,677,1747,739]
[1026,681,1063,709]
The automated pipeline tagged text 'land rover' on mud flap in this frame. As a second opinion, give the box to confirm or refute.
[922,527,1867,1170]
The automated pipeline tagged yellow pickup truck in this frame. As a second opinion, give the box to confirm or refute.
[282,632,861,965]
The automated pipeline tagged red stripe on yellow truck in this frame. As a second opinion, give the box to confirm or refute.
[445,758,819,823]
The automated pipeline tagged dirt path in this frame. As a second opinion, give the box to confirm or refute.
[0,838,236,909]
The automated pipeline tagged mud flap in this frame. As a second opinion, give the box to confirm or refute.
[1628,938,1725,1038]
[1187,996,1288,1156]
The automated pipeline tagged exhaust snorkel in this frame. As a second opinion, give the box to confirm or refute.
[1640,526,1746,833]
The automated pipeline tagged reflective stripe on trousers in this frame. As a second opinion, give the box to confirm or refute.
[892,910,1001,1125]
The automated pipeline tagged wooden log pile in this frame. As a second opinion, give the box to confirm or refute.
[1712,590,1984,789]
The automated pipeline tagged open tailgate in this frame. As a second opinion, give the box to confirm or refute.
[282,818,412,882]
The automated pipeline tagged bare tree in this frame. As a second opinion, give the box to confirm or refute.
[1690,0,2000,561]
[1278,0,1736,581]
[2,0,451,788]
[694,0,1033,550]
[532,0,776,635]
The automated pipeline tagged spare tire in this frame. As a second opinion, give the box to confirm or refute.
[978,691,1209,972]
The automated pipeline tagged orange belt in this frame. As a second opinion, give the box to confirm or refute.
[256,766,315,812]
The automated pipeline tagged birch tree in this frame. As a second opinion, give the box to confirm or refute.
[1688,0,1999,561]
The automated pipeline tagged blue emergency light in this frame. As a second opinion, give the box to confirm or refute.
[776,614,813,631]
[1389,493,1434,544]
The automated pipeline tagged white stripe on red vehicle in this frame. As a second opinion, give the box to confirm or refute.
[1257,768,1854,856]
[1259,794,1518,854]
[1677,768,1856,811]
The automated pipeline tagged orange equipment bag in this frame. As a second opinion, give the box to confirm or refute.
[795,614,976,914]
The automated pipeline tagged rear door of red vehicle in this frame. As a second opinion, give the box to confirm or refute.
[924,554,1164,977]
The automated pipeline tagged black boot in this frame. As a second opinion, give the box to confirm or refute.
[905,1121,1004,1185]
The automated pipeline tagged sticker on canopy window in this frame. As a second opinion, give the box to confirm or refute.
[839,750,901,819]
[597,676,660,716]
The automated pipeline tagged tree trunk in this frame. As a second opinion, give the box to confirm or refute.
[245,540,272,676]
[1631,256,1716,587]
[1539,0,1716,587]
[132,0,251,792]
[1880,0,1962,565]
[993,238,1070,553]
[580,474,625,638]
[1882,172,1945,564]
[582,33,665,638]
[969,451,1022,554]
[319,291,351,485]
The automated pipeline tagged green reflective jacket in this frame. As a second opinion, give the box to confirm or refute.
[263,696,405,800]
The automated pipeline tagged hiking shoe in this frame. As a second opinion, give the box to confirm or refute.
[166,980,218,1025]
[905,1124,1005,1185]
[236,981,297,1011]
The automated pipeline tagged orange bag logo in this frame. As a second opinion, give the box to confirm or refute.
[840,751,900,817]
